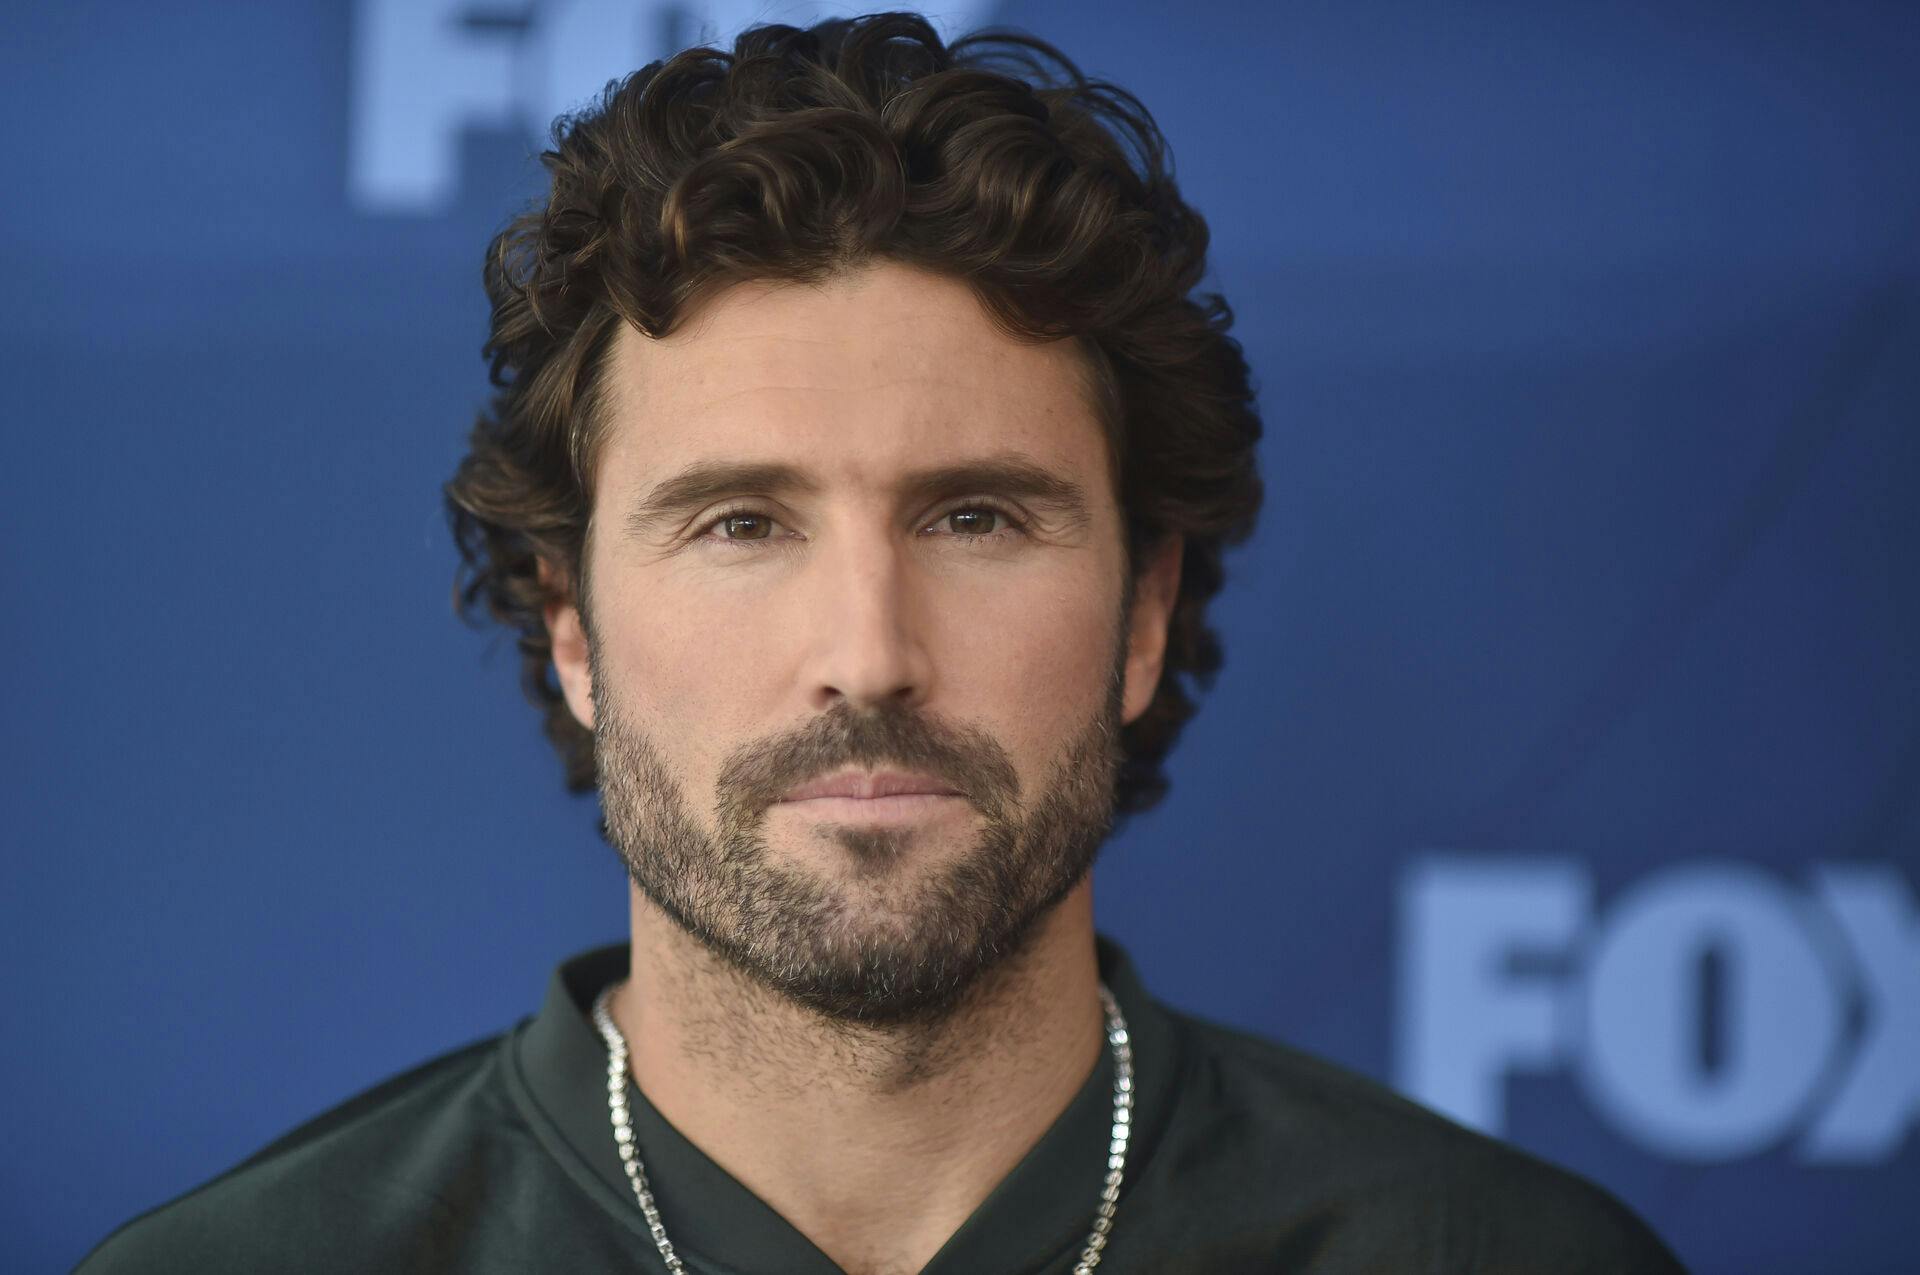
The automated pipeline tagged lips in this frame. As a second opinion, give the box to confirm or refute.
[777,770,964,802]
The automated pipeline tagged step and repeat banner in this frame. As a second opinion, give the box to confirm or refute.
[6,2,1914,1271]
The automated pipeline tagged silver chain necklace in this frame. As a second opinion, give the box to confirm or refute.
[591,981,1135,1274]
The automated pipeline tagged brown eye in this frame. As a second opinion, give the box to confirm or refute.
[945,508,1000,535]
[722,514,773,540]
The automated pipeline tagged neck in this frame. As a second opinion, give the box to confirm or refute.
[609,878,1105,1275]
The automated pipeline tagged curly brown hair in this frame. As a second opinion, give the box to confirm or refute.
[445,11,1262,817]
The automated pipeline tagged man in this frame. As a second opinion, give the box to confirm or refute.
[82,13,1684,1274]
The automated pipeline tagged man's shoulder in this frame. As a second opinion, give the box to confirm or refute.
[1162,1007,1687,1273]
[77,1032,515,1273]
[1170,1005,1508,1159]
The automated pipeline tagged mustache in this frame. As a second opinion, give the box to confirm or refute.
[713,701,1020,824]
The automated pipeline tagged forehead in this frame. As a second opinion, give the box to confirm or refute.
[594,262,1111,491]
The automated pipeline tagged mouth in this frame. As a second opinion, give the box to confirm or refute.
[777,769,965,803]
[773,770,968,826]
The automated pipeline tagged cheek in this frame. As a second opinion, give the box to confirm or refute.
[591,577,787,773]
[929,566,1119,750]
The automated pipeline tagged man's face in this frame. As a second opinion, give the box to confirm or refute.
[549,262,1177,1024]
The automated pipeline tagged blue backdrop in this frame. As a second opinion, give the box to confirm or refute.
[6,2,1915,1271]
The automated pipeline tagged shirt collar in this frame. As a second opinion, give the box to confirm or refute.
[509,934,1185,1274]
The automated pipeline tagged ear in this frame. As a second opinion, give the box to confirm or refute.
[1121,535,1183,726]
[541,562,595,731]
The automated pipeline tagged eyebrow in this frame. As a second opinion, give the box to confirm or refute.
[623,454,1092,539]
[624,462,817,539]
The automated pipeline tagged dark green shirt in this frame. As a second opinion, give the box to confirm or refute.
[79,938,1685,1273]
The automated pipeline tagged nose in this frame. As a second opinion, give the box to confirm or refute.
[799,526,934,713]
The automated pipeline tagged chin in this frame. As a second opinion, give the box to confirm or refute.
[778,819,966,879]
[714,854,1053,1027]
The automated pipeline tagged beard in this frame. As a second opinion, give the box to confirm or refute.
[590,642,1127,1028]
